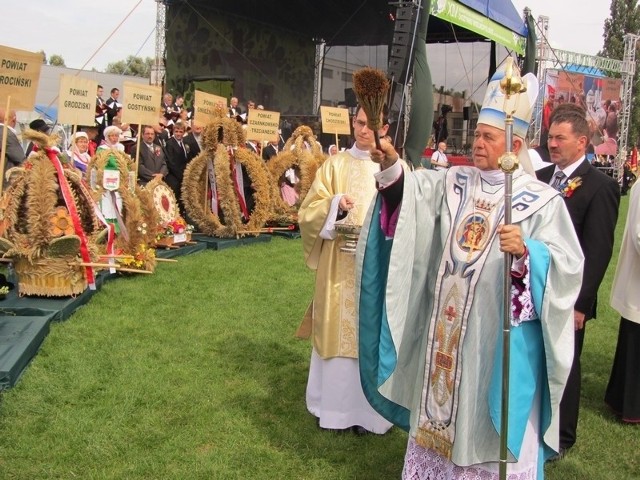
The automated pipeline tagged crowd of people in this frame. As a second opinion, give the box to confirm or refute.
[1,68,638,478]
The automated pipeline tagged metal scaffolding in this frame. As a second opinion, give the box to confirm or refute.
[151,0,167,87]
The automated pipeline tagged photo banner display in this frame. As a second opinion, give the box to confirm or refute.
[320,106,351,135]
[0,45,43,110]
[57,75,97,126]
[193,90,227,126]
[121,82,162,126]
[246,109,280,142]
[541,69,622,157]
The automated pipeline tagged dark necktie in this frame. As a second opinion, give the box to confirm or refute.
[550,171,567,190]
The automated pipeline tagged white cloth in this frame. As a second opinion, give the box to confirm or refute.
[306,348,393,433]
[403,388,541,479]
[610,181,640,323]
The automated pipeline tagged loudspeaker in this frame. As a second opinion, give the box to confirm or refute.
[344,88,357,108]
[387,3,420,83]
[463,106,470,121]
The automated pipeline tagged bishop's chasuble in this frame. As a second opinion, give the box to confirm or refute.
[356,166,584,477]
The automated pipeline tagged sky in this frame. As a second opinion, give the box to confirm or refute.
[5,0,612,72]
[6,1,157,71]
[510,0,611,56]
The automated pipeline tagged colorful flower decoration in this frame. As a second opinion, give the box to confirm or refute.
[156,217,194,239]
[559,176,583,198]
[49,206,75,237]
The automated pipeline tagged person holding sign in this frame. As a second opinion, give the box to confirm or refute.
[297,105,395,436]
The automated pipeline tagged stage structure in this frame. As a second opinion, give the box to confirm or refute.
[531,15,638,179]
[160,0,528,120]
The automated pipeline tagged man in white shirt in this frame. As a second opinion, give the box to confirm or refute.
[430,141,448,170]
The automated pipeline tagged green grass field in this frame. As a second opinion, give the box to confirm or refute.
[0,196,637,479]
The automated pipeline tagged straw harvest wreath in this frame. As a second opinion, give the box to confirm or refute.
[181,105,273,237]
[85,149,158,272]
[266,125,324,224]
[0,130,104,296]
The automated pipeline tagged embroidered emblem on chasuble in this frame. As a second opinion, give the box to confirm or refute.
[414,171,553,459]
[334,158,381,357]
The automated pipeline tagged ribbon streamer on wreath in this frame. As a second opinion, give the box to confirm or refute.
[228,147,249,220]
[45,147,96,289]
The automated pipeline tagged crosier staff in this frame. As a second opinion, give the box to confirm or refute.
[496,57,527,480]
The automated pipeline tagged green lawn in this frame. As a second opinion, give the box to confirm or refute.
[0,196,637,479]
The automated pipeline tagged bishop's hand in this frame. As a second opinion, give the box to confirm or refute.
[370,137,399,171]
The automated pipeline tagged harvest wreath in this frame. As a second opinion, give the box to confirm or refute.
[266,125,324,224]
[182,109,273,237]
[0,130,103,296]
[86,149,158,272]
[145,178,194,247]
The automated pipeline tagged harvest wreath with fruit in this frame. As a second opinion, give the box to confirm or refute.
[0,130,104,296]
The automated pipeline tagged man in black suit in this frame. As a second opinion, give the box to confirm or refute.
[165,121,189,214]
[95,85,108,143]
[182,123,201,162]
[262,138,279,161]
[105,88,121,126]
[137,125,168,185]
[537,104,620,458]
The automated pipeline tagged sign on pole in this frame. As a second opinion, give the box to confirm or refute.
[57,74,97,126]
[193,90,227,126]
[121,81,162,126]
[0,45,43,110]
[320,106,351,135]
[246,109,280,143]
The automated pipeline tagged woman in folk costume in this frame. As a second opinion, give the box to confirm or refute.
[67,132,91,172]
[98,125,125,153]
[356,64,584,478]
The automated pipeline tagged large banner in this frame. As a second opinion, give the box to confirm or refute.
[541,69,622,158]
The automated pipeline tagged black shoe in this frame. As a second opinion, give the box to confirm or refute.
[547,447,569,462]
[351,426,371,436]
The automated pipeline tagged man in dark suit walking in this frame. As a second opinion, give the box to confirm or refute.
[537,104,620,459]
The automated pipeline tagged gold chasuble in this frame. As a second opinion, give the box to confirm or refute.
[299,148,380,359]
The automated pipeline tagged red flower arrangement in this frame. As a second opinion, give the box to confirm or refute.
[560,176,583,198]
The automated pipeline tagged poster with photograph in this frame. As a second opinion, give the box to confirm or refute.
[541,69,622,159]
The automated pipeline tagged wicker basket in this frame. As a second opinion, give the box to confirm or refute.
[14,256,87,297]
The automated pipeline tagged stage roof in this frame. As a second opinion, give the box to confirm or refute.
[166,0,526,46]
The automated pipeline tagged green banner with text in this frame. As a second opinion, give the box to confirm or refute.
[431,0,525,54]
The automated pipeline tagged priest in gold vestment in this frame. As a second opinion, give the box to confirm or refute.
[298,106,394,434]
